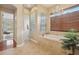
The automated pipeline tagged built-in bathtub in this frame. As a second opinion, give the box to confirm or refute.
[43,34,67,42]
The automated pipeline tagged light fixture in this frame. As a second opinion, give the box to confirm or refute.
[23,4,36,9]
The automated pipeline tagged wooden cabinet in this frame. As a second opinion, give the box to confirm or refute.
[50,10,79,31]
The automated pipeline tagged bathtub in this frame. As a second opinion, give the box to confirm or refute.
[43,34,67,42]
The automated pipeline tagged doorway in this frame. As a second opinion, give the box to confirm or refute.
[0,5,16,51]
[23,14,30,41]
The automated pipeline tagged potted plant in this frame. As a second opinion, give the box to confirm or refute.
[62,29,79,55]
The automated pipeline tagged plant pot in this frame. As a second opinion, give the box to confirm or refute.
[68,53,74,55]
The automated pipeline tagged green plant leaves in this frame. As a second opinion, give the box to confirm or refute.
[62,29,79,51]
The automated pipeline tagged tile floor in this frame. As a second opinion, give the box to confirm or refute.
[0,38,78,55]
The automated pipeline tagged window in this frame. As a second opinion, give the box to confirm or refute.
[2,11,14,45]
[30,13,36,33]
[51,5,79,17]
[39,13,46,33]
[2,12,14,32]
[63,6,79,14]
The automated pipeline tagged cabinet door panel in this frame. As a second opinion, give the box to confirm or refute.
[51,10,79,31]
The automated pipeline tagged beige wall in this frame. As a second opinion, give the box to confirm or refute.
[12,4,76,46]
